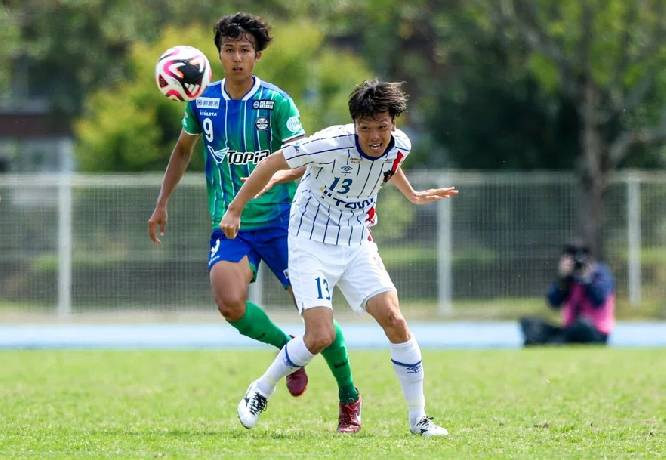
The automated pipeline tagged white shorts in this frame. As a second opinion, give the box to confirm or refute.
[288,235,396,313]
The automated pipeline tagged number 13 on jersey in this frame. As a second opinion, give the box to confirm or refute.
[329,177,352,195]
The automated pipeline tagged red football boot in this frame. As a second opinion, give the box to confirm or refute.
[337,394,362,433]
[285,366,308,397]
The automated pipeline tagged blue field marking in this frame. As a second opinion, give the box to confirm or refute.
[0,322,665,349]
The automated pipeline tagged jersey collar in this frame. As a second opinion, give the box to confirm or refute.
[354,133,396,161]
[220,76,262,101]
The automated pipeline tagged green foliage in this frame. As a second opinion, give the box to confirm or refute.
[75,21,371,172]
[0,6,20,96]
[2,0,317,114]
[527,54,560,94]
[1,349,664,457]
[253,20,373,131]
[323,0,666,170]
[5,0,144,114]
[425,72,581,170]
[488,0,666,134]
[372,185,415,241]
[8,0,666,171]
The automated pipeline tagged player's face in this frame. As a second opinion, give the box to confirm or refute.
[219,34,261,82]
[354,112,395,157]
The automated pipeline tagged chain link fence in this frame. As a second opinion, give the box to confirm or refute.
[1,172,664,317]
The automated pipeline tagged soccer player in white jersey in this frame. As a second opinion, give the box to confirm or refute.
[220,80,458,436]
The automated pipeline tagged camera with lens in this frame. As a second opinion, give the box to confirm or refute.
[564,243,590,276]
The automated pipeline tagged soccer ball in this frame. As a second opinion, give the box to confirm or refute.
[155,46,211,101]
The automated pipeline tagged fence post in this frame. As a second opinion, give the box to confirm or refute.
[627,173,642,306]
[57,174,72,316]
[437,175,453,316]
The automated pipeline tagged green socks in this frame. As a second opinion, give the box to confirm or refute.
[321,320,359,404]
[229,303,358,403]
[228,301,290,349]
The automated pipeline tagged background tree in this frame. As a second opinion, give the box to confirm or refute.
[0,0,326,115]
[477,0,666,256]
[0,6,20,96]
[319,0,582,169]
[5,1,666,208]
[3,0,152,115]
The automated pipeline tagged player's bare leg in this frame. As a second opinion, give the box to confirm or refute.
[210,259,253,322]
[211,258,308,396]
[302,307,336,353]
[366,291,448,436]
[286,286,360,431]
[238,307,333,429]
[299,308,361,433]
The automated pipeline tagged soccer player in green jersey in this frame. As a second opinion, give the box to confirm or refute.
[148,12,362,432]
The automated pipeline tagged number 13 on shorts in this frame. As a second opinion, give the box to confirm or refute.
[315,276,331,300]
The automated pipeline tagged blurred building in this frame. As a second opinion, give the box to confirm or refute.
[0,92,73,173]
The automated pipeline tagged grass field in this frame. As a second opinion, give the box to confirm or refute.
[1,349,664,459]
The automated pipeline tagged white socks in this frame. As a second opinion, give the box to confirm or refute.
[254,335,427,427]
[256,336,314,395]
[390,337,426,426]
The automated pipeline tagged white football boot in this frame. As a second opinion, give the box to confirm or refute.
[410,416,449,437]
[237,380,271,429]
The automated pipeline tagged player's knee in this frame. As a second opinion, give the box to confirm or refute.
[321,327,337,348]
[215,294,246,322]
[382,310,410,342]
[304,328,335,354]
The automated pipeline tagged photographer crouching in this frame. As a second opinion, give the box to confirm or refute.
[520,242,615,346]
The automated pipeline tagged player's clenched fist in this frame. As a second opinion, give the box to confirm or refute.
[219,210,240,239]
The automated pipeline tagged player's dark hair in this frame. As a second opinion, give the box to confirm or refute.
[348,80,408,120]
[214,12,272,53]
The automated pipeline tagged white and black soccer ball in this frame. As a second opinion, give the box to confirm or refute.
[155,45,211,101]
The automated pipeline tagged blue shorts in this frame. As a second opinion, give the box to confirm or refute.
[208,223,290,288]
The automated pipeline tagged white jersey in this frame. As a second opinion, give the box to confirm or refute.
[282,123,411,245]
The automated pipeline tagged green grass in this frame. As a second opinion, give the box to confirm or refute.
[1,349,664,459]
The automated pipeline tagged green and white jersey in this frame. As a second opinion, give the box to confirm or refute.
[183,77,305,229]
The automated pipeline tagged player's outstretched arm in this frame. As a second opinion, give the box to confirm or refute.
[390,166,458,205]
[220,151,290,239]
[148,130,198,244]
